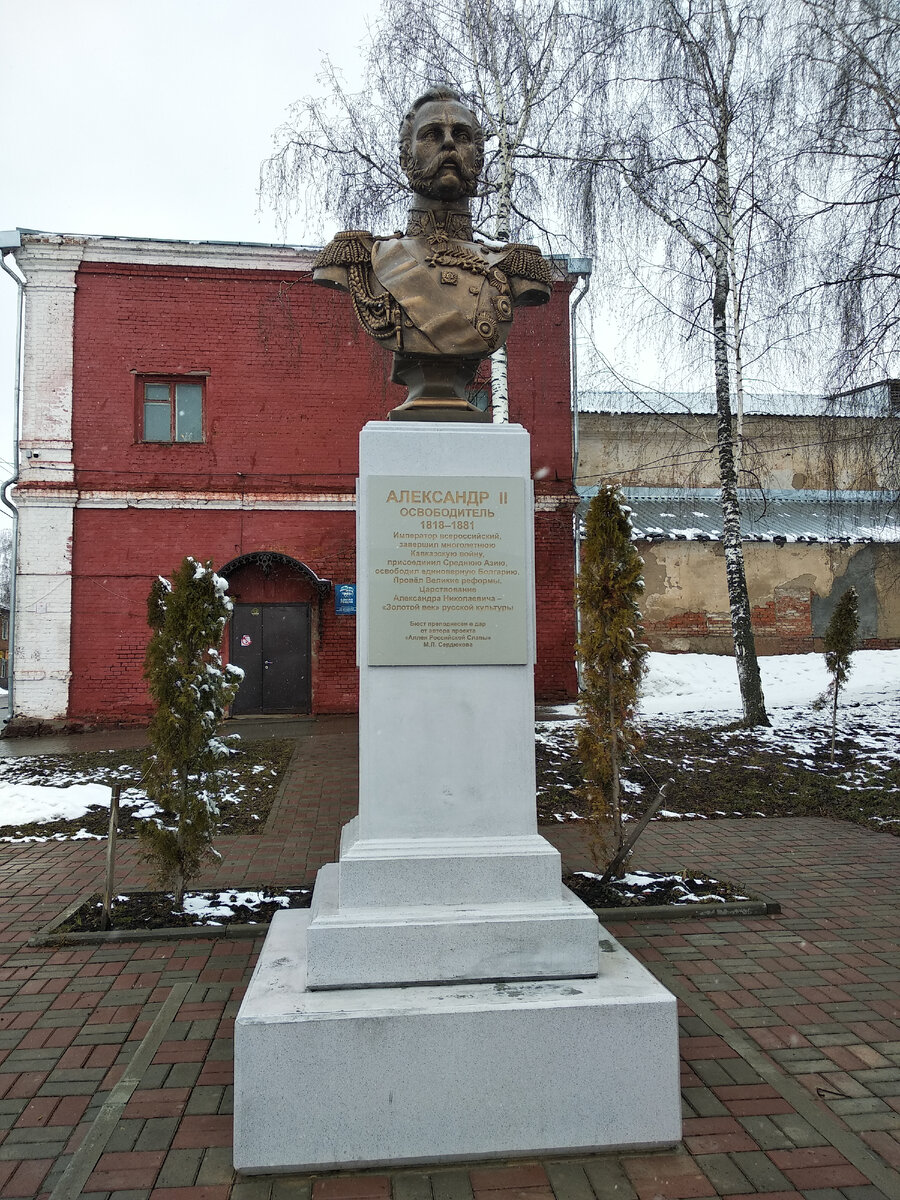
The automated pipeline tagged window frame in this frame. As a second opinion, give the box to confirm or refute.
[135,375,207,445]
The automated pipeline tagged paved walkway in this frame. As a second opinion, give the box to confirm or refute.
[0,717,897,1200]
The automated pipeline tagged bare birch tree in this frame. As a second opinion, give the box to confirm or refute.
[563,0,807,726]
[798,0,900,385]
[262,0,587,420]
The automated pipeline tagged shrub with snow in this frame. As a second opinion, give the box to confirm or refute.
[140,557,243,903]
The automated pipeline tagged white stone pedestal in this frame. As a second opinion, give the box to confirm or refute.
[234,421,682,1171]
[234,912,681,1173]
[304,423,598,988]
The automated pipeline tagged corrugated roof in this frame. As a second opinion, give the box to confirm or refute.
[578,387,895,418]
[576,487,900,543]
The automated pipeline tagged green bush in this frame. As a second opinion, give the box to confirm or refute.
[140,558,243,903]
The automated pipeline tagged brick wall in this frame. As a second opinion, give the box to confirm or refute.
[69,507,359,721]
[71,261,574,490]
[638,538,900,656]
[643,592,899,655]
[642,599,819,654]
[69,501,577,719]
[535,506,577,700]
[61,257,577,722]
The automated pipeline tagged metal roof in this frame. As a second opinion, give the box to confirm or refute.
[576,487,900,543]
[578,385,897,418]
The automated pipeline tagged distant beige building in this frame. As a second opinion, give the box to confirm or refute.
[576,384,900,654]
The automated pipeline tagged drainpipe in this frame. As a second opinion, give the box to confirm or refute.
[567,258,591,689]
[568,258,592,485]
[0,232,24,722]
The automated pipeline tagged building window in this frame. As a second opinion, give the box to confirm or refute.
[140,379,204,443]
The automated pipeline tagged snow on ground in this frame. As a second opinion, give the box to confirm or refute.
[538,649,899,829]
[543,649,900,727]
[0,758,274,841]
[640,648,899,720]
[0,781,111,825]
[637,650,900,775]
[180,890,306,920]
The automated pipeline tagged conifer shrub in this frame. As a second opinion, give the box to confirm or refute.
[141,557,244,903]
[817,585,859,763]
[576,485,648,873]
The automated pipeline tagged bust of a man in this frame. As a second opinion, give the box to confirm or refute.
[312,86,552,421]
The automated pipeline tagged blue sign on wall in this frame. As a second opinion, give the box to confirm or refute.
[335,584,356,615]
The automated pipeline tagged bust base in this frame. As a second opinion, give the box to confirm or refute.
[389,396,490,422]
[388,352,489,421]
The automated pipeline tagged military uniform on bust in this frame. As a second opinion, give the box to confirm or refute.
[311,86,552,422]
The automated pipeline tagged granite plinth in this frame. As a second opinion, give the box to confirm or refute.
[336,817,565,906]
[234,911,682,1173]
[306,862,599,989]
[303,423,601,989]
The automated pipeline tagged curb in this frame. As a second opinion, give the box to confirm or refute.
[594,897,780,921]
[30,890,779,946]
[31,921,271,946]
[28,886,307,947]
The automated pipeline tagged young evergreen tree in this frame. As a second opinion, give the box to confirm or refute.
[818,586,859,764]
[141,558,243,905]
[576,485,648,874]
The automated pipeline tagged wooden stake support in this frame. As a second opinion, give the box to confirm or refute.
[100,784,121,932]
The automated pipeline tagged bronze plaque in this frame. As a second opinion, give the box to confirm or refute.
[367,475,529,665]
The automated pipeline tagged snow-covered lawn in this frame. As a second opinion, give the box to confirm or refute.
[0,653,896,839]
[1,781,112,825]
[538,650,900,831]
[0,741,292,842]
[641,647,899,721]
[545,648,899,723]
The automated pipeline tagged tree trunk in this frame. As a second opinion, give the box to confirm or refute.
[608,664,622,853]
[712,244,770,727]
[491,155,513,424]
[175,774,188,907]
[830,681,839,763]
[599,782,670,887]
[490,345,510,424]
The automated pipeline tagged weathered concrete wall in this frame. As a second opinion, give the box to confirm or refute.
[639,540,900,653]
[578,412,895,491]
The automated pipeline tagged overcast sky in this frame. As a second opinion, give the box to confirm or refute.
[0,0,372,494]
[0,0,821,513]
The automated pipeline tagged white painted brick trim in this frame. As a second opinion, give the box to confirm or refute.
[13,495,75,721]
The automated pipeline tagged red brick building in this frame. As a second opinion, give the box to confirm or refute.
[3,232,579,725]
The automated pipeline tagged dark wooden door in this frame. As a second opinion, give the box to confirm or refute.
[230,604,310,715]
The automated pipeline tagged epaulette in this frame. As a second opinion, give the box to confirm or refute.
[498,243,553,286]
[312,230,374,270]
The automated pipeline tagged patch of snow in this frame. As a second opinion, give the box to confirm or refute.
[638,648,900,720]
[179,889,307,921]
[0,782,112,825]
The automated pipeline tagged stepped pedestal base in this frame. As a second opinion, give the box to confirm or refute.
[234,911,682,1174]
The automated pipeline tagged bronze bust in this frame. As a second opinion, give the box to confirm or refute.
[312,87,552,421]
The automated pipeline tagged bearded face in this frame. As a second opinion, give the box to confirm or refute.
[402,99,482,201]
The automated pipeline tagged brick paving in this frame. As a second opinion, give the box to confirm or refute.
[0,717,897,1200]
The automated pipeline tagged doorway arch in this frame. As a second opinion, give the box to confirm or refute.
[219,553,332,715]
